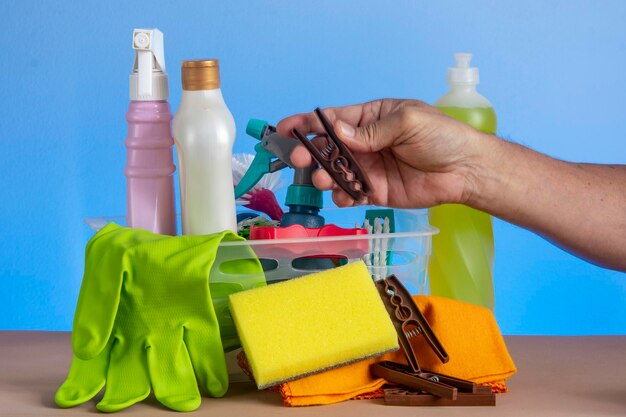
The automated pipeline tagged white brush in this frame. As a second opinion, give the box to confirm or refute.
[363,216,391,280]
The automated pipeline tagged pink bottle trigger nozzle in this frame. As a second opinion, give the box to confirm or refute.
[130,28,168,101]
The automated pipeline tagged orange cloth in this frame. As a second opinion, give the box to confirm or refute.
[273,295,517,406]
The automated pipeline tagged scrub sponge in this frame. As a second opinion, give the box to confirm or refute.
[229,261,399,389]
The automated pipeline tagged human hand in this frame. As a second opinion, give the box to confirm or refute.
[277,99,488,208]
[55,223,256,412]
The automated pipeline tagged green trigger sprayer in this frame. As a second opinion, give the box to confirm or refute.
[235,119,325,228]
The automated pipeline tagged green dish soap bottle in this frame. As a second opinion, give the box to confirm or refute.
[429,53,497,310]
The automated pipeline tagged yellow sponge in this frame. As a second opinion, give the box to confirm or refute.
[229,261,399,389]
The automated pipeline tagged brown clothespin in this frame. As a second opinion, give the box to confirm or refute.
[383,386,496,407]
[291,108,373,201]
[372,275,496,406]
[374,275,449,373]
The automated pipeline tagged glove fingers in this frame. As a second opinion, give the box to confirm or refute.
[147,333,201,412]
[96,337,151,413]
[73,225,127,359]
[55,346,109,408]
[185,326,229,397]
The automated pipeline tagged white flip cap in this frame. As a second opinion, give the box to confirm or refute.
[448,53,480,85]
[129,28,168,100]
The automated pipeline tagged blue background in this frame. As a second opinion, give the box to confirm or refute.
[0,0,624,334]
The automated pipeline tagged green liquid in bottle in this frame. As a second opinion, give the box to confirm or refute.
[428,106,497,310]
[436,106,497,135]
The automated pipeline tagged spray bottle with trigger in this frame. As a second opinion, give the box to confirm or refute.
[235,119,371,272]
[124,28,176,235]
[235,119,324,228]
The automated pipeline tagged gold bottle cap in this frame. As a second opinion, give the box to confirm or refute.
[181,59,220,91]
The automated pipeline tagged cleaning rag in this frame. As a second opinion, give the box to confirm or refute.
[249,294,516,406]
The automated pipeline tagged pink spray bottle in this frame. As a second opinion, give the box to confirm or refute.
[124,28,176,235]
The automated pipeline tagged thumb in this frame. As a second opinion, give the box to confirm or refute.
[334,109,410,153]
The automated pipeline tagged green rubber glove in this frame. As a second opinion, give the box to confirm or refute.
[55,223,264,412]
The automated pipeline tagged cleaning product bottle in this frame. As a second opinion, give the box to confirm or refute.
[428,53,497,310]
[239,119,325,228]
[124,28,176,235]
[172,59,237,234]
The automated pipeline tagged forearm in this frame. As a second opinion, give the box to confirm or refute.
[468,134,626,271]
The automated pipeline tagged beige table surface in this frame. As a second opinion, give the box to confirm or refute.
[1,332,625,416]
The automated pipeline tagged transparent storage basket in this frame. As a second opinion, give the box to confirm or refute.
[86,206,436,292]
[85,206,437,353]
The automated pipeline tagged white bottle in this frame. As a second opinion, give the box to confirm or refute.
[172,59,237,234]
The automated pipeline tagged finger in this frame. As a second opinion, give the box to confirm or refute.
[55,341,111,408]
[276,112,317,137]
[72,223,126,359]
[290,145,313,168]
[333,107,415,154]
[312,169,334,190]
[96,336,151,412]
[185,325,229,398]
[276,100,388,137]
[277,110,337,137]
[332,188,356,208]
[290,135,328,168]
[147,332,201,412]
